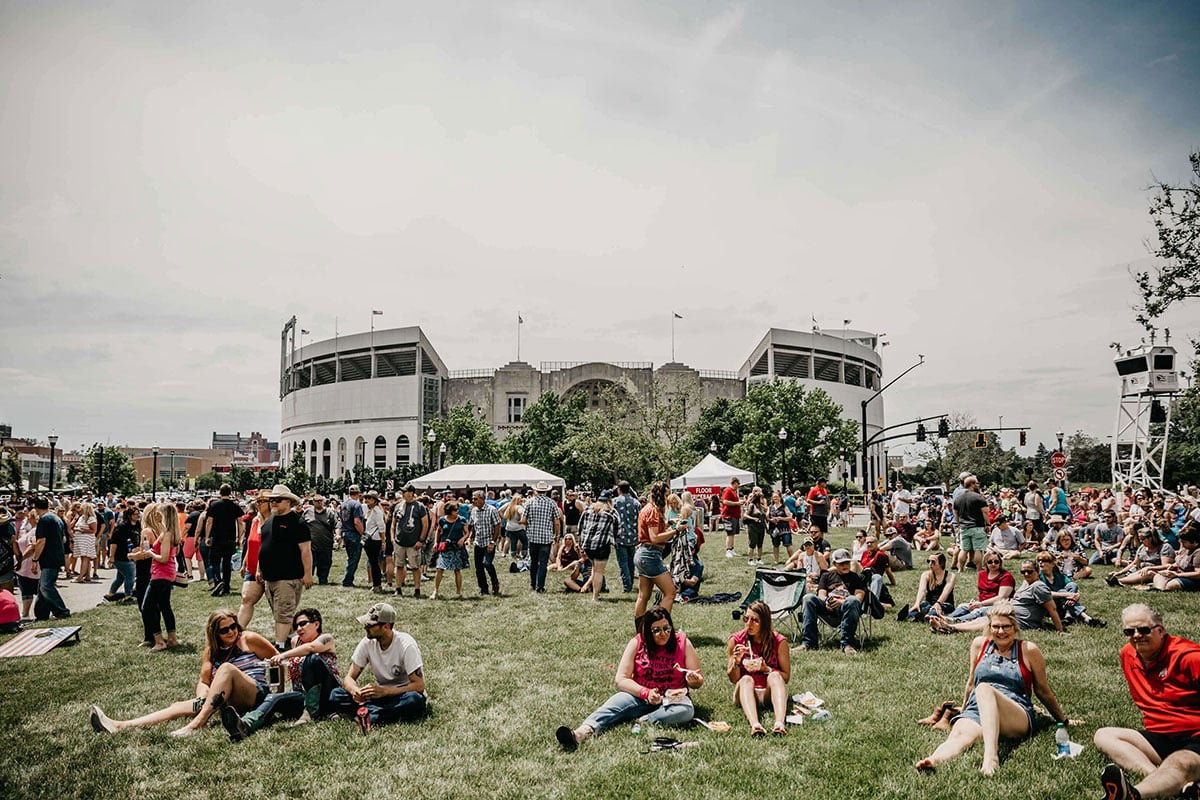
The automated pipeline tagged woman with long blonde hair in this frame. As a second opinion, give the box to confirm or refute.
[71,501,98,583]
[134,502,181,651]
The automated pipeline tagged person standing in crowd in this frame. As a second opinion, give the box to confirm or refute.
[186,500,213,588]
[578,490,619,602]
[720,476,744,558]
[613,482,641,592]
[329,602,428,732]
[339,485,366,588]
[303,495,337,585]
[70,501,97,584]
[0,506,15,593]
[362,491,386,594]
[205,484,243,597]
[635,482,678,625]
[523,482,562,594]
[559,489,584,564]
[742,487,768,567]
[15,509,40,621]
[135,502,181,651]
[768,490,795,565]
[236,496,271,628]
[430,500,469,600]
[501,491,526,560]
[1046,478,1070,521]
[392,485,429,598]
[256,485,313,650]
[952,475,989,572]
[27,496,70,620]
[807,478,830,535]
[1023,481,1045,537]
[1094,603,1200,800]
[468,490,501,596]
[102,506,140,602]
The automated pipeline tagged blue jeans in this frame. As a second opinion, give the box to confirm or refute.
[34,566,71,620]
[947,604,988,622]
[312,549,333,584]
[529,543,551,592]
[801,592,860,649]
[197,538,214,584]
[582,691,694,735]
[342,535,362,586]
[474,545,498,592]
[615,544,636,592]
[329,687,427,726]
[107,561,135,597]
[1089,548,1119,565]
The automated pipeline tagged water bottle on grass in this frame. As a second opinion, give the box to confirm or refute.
[1055,723,1070,757]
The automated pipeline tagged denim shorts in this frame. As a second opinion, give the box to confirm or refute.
[634,545,667,578]
[771,530,793,548]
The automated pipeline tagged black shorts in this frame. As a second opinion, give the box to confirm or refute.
[17,574,38,597]
[585,545,611,562]
[811,515,828,534]
[1139,729,1200,760]
[722,518,741,535]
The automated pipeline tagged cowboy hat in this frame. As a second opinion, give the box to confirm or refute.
[267,484,302,504]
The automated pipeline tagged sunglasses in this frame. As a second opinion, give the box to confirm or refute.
[269,498,285,503]
[650,627,673,636]
[1123,625,1161,637]
[1020,569,1036,574]
[295,619,314,629]
[217,623,238,634]
[985,560,1000,565]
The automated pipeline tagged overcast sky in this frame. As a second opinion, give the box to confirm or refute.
[3,1,1198,460]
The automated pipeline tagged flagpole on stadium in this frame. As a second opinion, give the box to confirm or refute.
[517,312,523,361]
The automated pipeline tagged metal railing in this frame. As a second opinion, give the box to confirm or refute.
[540,361,654,372]
[447,369,496,379]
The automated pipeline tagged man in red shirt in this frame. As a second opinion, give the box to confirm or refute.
[720,478,743,559]
[806,479,829,534]
[1094,603,1200,800]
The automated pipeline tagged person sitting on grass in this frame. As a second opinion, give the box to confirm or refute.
[556,606,703,751]
[1049,528,1093,581]
[915,601,1068,776]
[1093,603,1200,800]
[1034,551,1106,628]
[931,560,1063,634]
[1152,524,1200,592]
[799,548,866,655]
[857,533,895,607]
[914,518,941,551]
[328,602,427,733]
[564,550,600,593]
[898,551,956,622]
[89,609,278,736]
[728,600,791,737]
[550,532,582,572]
[945,551,1016,623]
[987,516,1027,561]
[881,525,913,571]
[1107,528,1176,588]
[220,607,342,741]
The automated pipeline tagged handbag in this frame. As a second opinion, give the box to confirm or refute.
[173,571,191,588]
[437,541,448,553]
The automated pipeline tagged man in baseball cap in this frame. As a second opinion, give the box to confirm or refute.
[799,547,867,655]
[329,602,428,733]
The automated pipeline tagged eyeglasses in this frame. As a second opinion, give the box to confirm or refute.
[650,627,672,636]
[985,560,1000,565]
[989,624,1014,632]
[1123,625,1162,637]
[855,534,865,539]
[295,619,313,629]
[1020,569,1036,574]
[217,623,238,634]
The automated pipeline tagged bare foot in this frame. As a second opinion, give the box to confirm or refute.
[915,758,936,772]
[980,758,998,776]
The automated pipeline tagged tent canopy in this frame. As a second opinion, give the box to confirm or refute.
[408,463,566,492]
[670,453,756,490]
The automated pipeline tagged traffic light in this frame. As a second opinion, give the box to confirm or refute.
[915,423,927,442]
[1019,430,1027,447]
[974,432,988,449]
[937,418,950,439]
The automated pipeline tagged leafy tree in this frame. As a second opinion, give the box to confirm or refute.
[729,380,858,488]
[1065,431,1112,484]
[195,472,224,491]
[1136,150,1200,329]
[429,404,502,466]
[681,397,745,464]
[1166,345,1200,484]
[501,392,587,471]
[562,411,658,491]
[2,447,22,497]
[229,466,257,492]
[79,445,139,495]
[277,448,311,496]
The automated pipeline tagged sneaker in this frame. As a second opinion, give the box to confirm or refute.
[221,705,249,743]
[896,604,911,622]
[412,588,422,599]
[1086,617,1108,628]
[726,549,736,559]
[1101,762,1137,800]
[394,588,404,597]
[90,705,116,734]
[556,725,578,752]
[1106,574,1120,587]
[356,705,372,736]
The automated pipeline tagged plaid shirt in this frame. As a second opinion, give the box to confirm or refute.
[613,494,641,547]
[522,494,561,545]
[468,504,501,548]
[578,508,619,551]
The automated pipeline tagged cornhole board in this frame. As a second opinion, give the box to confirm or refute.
[0,626,81,658]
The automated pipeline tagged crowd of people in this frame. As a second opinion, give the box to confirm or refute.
[5,474,1200,797]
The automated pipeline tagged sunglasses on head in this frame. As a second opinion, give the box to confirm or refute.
[1123,625,1161,637]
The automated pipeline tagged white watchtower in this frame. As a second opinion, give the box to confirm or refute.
[1112,345,1179,491]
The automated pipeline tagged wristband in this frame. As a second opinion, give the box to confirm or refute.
[639,687,650,700]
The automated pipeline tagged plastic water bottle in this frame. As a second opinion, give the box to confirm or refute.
[1055,723,1070,756]
[631,723,641,736]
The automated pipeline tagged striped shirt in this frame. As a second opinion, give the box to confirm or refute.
[522,494,561,545]
[578,508,619,551]
[468,504,502,548]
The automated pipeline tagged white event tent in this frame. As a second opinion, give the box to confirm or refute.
[669,453,756,490]
[408,463,566,492]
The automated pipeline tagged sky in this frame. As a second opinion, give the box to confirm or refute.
[2,0,1198,461]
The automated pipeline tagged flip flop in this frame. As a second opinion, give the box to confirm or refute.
[751,724,767,738]
[772,723,787,736]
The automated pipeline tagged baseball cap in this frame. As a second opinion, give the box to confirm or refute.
[348,484,362,494]
[831,548,852,564]
[356,602,396,627]
[598,489,614,502]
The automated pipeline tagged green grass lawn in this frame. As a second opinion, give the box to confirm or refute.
[2,528,1194,800]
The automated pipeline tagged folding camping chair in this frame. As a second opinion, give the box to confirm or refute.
[738,568,807,643]
[812,581,882,650]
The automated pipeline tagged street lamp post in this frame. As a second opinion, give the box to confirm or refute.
[438,443,446,470]
[426,430,436,471]
[709,441,717,455]
[1056,430,1065,453]
[861,354,925,492]
[170,450,176,493]
[777,428,788,491]
[152,446,160,500]
[47,433,58,494]
[97,443,105,495]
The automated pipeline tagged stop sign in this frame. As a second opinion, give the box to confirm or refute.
[1051,451,1067,468]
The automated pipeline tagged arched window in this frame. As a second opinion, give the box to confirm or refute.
[374,436,387,469]
[396,435,410,467]
[337,438,347,476]
[322,438,332,478]
[354,436,366,468]
[311,439,319,475]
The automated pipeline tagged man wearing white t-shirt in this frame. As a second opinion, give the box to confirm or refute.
[329,602,427,731]
[891,483,913,518]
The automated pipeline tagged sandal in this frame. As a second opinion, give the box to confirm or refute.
[750,724,767,738]
[772,722,787,736]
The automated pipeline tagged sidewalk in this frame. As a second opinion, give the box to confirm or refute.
[42,570,117,617]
